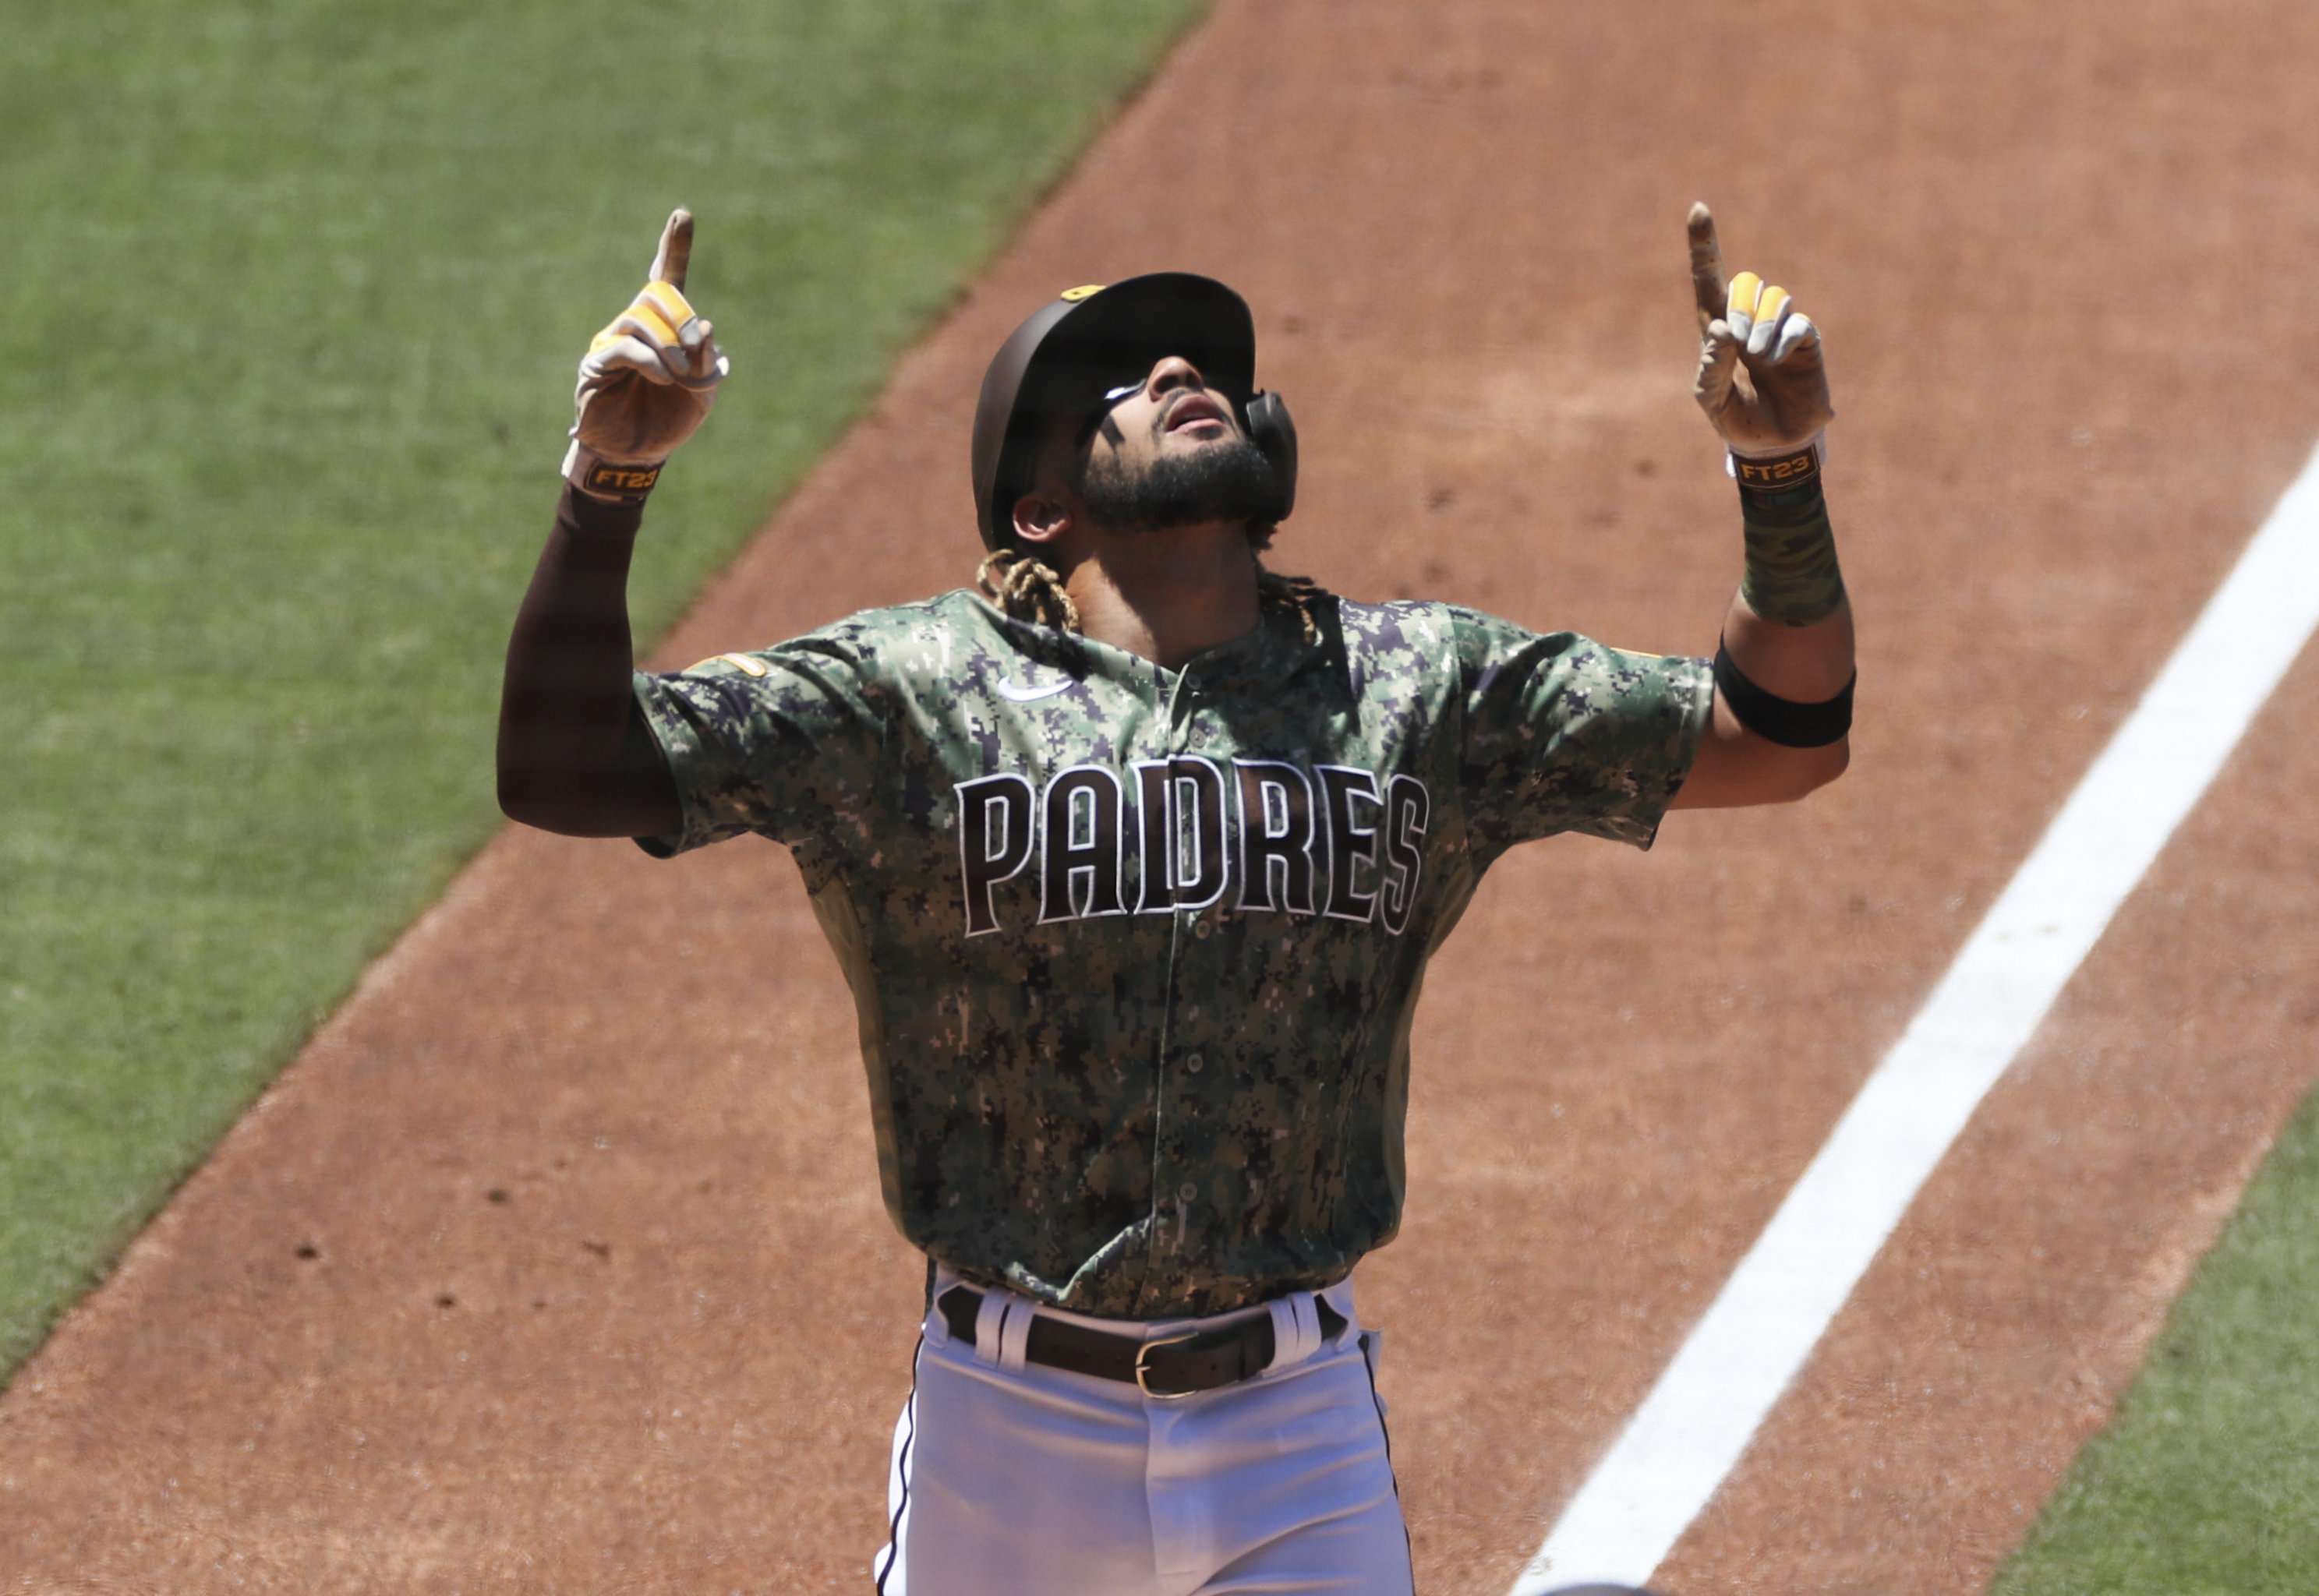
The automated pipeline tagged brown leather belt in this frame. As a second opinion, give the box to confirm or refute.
[936,1285,1349,1400]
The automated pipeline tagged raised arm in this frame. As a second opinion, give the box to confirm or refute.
[1670,203,1854,810]
[497,209,726,838]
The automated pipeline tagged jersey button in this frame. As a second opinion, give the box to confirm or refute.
[1178,1182,1198,1202]
[1185,1054,1204,1073]
[1193,920,1212,940]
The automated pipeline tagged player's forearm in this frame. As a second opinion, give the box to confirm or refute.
[495,484,682,837]
[1674,454,1854,809]
[1723,447,1853,700]
[1708,448,1854,795]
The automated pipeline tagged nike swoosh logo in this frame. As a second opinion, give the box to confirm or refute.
[995,676,1073,703]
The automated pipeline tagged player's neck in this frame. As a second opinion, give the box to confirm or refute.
[1060,521,1263,670]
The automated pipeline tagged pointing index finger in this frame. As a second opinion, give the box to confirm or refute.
[1687,201,1724,335]
[650,207,694,291]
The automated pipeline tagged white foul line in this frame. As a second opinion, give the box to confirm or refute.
[1513,439,2319,1595]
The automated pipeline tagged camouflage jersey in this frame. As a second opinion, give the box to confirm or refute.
[633,588,1713,1319]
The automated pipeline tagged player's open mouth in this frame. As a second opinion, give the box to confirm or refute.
[1164,394,1228,434]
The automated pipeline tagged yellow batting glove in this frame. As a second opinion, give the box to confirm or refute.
[563,208,731,503]
[1686,203,1833,461]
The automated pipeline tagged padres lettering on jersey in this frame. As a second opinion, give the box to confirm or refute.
[629,586,1713,1317]
[955,760,1430,937]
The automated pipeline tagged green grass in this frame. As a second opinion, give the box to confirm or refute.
[1992,1085,2319,1595]
[0,0,1205,1375]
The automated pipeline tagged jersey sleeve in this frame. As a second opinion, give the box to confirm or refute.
[1451,607,1714,855]
[629,626,890,858]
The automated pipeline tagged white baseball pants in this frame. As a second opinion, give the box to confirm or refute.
[874,1269,1414,1595]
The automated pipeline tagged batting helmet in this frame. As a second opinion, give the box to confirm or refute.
[970,273,1297,550]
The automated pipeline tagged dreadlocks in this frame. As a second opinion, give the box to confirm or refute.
[975,549,1331,647]
[976,548,1083,633]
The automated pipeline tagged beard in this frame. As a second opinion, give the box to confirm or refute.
[1074,437,1283,542]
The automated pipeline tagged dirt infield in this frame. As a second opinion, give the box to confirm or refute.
[6,1,2318,1591]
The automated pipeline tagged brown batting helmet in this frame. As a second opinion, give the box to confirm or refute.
[970,273,1294,549]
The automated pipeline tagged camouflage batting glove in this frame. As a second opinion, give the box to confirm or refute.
[562,207,730,503]
[1686,203,1833,464]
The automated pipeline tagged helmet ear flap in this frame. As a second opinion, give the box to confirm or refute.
[1244,390,1298,522]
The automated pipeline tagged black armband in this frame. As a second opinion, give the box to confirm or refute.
[1713,639,1854,748]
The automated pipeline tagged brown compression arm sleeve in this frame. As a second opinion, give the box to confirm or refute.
[496,483,684,838]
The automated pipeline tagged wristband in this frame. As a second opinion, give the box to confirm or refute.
[563,440,663,504]
[1713,639,1854,748]
[1730,440,1822,496]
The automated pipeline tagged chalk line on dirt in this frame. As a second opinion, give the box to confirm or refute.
[1511,437,2319,1595]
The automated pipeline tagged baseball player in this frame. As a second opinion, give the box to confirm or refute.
[497,203,1850,1595]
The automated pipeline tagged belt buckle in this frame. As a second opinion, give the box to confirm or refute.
[1133,1328,1203,1400]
